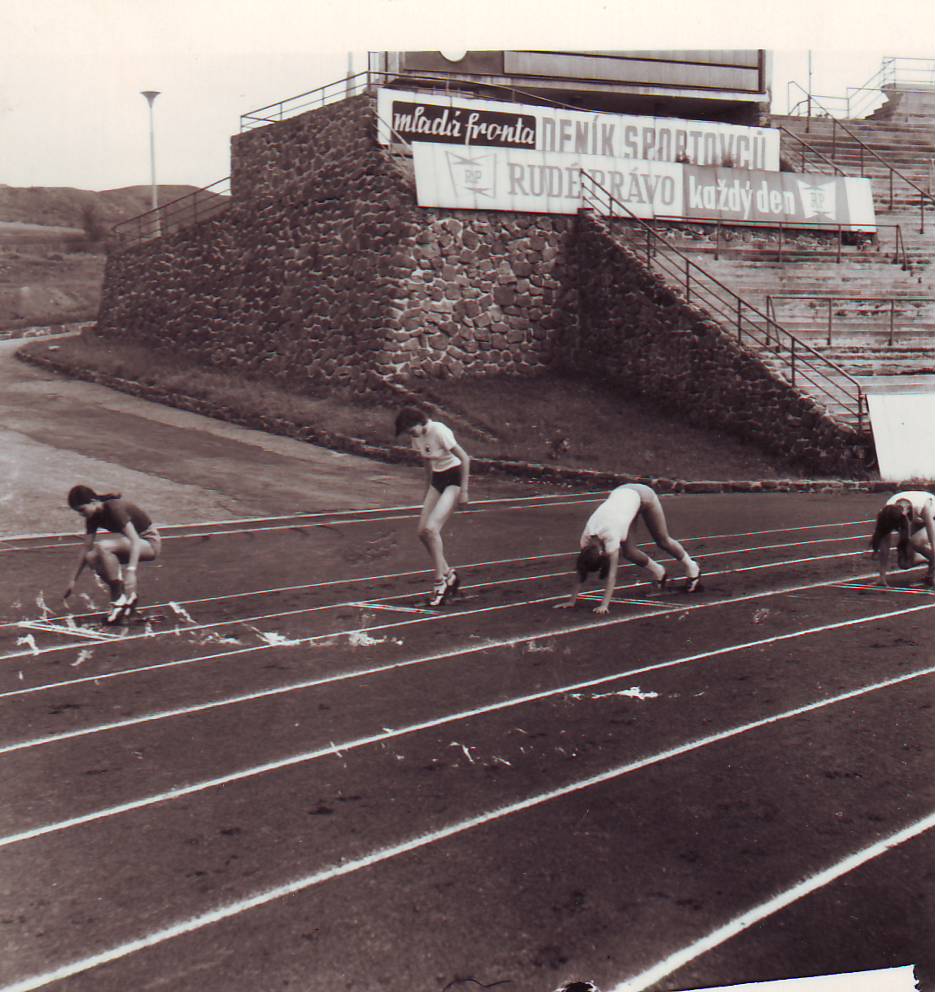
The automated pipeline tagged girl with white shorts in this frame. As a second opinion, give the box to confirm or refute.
[557,483,702,614]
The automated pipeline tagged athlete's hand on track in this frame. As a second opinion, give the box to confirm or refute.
[592,604,610,615]
[553,601,576,609]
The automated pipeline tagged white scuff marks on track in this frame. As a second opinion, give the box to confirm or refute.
[167,602,195,624]
[347,630,401,647]
[572,687,659,701]
[15,634,38,655]
[70,650,93,669]
[190,630,242,646]
[34,592,52,619]
[248,628,303,648]
[524,640,555,653]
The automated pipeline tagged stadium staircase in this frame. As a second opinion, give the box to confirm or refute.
[650,103,935,430]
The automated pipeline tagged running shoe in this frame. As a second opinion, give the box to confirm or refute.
[428,578,448,608]
[105,595,128,625]
[444,568,460,600]
[652,570,668,592]
[120,592,139,621]
[685,567,703,593]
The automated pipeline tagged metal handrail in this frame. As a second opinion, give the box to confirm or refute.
[650,214,906,267]
[112,178,231,250]
[765,294,935,347]
[775,125,846,176]
[847,57,935,119]
[578,171,867,432]
[788,58,935,120]
[240,68,602,132]
[784,81,935,232]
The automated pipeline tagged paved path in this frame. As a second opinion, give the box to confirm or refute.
[0,337,522,539]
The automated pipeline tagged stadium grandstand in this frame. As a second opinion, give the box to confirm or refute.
[106,51,935,477]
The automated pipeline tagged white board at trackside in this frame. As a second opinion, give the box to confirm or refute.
[866,380,935,482]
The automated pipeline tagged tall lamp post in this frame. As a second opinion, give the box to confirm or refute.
[141,90,161,235]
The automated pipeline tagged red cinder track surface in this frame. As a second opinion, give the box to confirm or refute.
[0,491,932,992]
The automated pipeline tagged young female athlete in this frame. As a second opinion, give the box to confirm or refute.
[556,483,702,614]
[870,490,935,587]
[395,406,470,607]
[63,485,162,623]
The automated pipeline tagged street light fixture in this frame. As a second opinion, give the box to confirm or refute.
[141,90,161,235]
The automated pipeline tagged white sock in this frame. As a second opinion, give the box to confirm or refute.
[647,560,666,582]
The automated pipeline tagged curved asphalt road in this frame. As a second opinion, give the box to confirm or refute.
[0,337,526,539]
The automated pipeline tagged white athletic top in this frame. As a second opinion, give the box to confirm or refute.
[410,419,461,473]
[886,490,935,523]
[580,486,641,554]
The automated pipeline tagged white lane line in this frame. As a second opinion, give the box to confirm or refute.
[1,600,931,847]
[609,812,935,992]
[0,490,610,544]
[1,664,931,992]
[0,545,869,663]
[0,523,872,635]
[0,493,607,554]
[0,559,877,702]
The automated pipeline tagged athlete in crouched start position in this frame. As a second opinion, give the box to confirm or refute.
[63,485,162,624]
[870,490,935,588]
[557,483,702,614]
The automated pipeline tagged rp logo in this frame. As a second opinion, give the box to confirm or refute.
[446,151,496,198]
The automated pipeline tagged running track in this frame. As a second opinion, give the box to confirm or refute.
[0,489,932,992]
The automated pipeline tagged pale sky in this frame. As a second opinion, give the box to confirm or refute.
[0,0,932,193]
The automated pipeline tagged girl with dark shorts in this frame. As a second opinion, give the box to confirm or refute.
[63,485,162,623]
[395,407,471,607]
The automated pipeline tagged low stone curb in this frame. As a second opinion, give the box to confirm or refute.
[17,349,906,495]
[1,320,95,342]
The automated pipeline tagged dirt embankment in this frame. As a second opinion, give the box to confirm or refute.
[0,183,197,332]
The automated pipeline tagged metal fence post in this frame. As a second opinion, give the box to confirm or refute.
[827,299,833,345]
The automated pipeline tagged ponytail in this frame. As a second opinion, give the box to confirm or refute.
[67,485,121,510]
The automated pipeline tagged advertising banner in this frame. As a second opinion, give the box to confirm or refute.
[411,144,877,230]
[379,88,780,170]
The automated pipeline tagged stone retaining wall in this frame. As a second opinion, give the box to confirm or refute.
[559,212,867,477]
[97,95,576,390]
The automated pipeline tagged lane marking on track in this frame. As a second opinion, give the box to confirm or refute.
[17,621,120,642]
[834,580,934,597]
[0,490,611,545]
[579,593,671,608]
[609,812,935,992]
[0,545,870,663]
[0,598,930,847]
[0,552,868,688]
[0,493,611,554]
[1,662,932,992]
[0,524,872,635]
[0,498,876,550]
[348,602,440,616]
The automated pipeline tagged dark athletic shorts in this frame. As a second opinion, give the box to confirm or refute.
[431,466,463,495]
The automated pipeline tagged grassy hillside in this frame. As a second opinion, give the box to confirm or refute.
[0,183,198,332]
[20,331,810,480]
